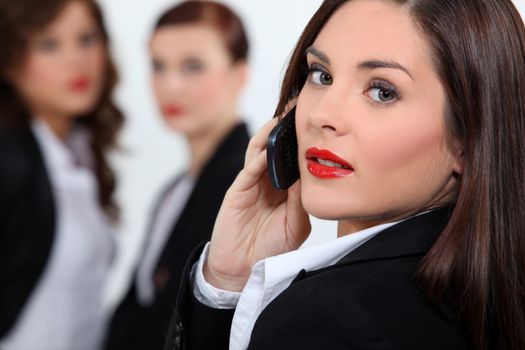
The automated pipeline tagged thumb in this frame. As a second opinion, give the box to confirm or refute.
[285,180,311,247]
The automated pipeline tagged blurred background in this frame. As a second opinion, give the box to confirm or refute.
[98,0,336,309]
[98,0,525,309]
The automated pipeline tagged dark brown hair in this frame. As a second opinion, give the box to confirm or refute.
[154,0,249,63]
[276,0,525,349]
[0,0,124,220]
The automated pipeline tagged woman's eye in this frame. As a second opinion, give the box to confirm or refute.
[308,66,332,86]
[367,81,398,104]
[152,59,165,73]
[181,60,204,73]
[36,38,59,52]
[184,63,203,72]
[79,31,101,47]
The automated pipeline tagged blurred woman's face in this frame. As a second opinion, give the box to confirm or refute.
[150,24,246,137]
[9,1,106,120]
[296,0,463,234]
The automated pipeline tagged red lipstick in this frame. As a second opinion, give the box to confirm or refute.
[306,147,354,179]
[163,104,184,117]
[69,77,90,91]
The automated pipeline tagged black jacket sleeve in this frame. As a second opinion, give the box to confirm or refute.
[163,242,234,350]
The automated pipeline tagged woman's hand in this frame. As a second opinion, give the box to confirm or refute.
[203,111,311,292]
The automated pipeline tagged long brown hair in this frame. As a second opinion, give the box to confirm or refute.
[153,0,249,63]
[0,0,124,220]
[276,0,525,349]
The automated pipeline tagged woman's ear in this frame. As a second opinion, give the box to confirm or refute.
[452,144,464,176]
[232,60,249,92]
[446,135,464,176]
[453,154,463,176]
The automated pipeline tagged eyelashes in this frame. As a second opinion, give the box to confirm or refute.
[307,64,332,86]
[367,79,399,104]
[79,31,102,47]
[306,63,401,104]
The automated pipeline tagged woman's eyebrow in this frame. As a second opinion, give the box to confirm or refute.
[306,46,414,81]
[358,60,414,80]
[305,46,330,65]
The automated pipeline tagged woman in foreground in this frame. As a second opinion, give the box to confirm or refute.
[165,0,525,349]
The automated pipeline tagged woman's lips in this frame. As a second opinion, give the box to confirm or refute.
[69,77,90,91]
[305,147,354,179]
[163,105,184,117]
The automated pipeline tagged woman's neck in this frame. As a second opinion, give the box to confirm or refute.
[34,113,73,141]
[187,117,239,177]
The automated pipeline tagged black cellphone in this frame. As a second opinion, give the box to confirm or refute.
[267,107,300,190]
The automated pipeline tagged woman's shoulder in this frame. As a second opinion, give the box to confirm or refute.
[0,124,46,193]
[0,123,37,159]
[250,255,467,349]
[203,122,250,173]
[250,209,466,349]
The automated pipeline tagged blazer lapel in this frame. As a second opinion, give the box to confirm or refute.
[168,122,250,238]
[337,207,453,266]
[294,207,453,282]
[191,122,250,191]
[153,122,249,293]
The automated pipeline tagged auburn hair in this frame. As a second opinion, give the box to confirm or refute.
[153,0,248,63]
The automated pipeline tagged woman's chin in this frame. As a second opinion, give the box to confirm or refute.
[301,198,347,221]
[60,98,99,118]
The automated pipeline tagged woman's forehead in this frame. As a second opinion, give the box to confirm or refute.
[311,0,431,75]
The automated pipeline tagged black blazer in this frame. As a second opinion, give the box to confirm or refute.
[164,208,469,350]
[106,123,250,350]
[0,125,56,338]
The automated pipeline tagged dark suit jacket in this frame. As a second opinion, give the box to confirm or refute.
[0,125,56,338]
[106,123,250,350]
[164,208,469,350]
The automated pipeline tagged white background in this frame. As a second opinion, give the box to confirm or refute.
[98,0,525,307]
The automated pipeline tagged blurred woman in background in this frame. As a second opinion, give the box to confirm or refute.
[105,1,250,349]
[0,0,123,348]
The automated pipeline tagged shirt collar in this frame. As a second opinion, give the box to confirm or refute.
[31,118,94,190]
[31,118,74,171]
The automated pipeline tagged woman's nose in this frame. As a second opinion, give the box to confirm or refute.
[164,73,185,93]
[66,45,87,67]
[65,41,99,69]
[307,85,351,136]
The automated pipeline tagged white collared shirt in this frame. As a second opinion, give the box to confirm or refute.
[0,119,115,350]
[193,221,399,350]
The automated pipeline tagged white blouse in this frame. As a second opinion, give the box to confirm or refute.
[0,119,115,350]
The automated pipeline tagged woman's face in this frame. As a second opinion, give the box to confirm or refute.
[9,1,106,120]
[296,0,462,233]
[150,24,246,137]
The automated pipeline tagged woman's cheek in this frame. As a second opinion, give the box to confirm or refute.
[362,120,443,174]
[196,70,230,103]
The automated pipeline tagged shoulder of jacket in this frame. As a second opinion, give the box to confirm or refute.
[0,126,43,193]
[266,256,466,349]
